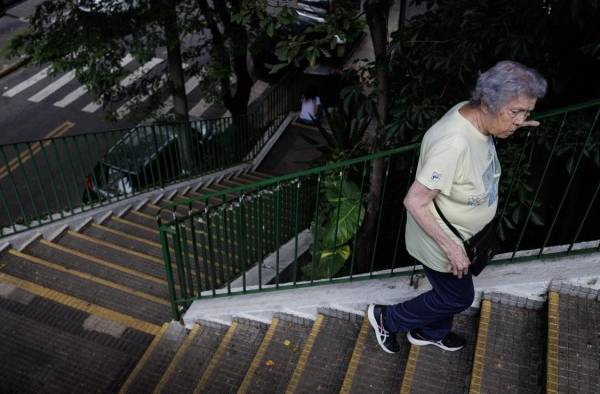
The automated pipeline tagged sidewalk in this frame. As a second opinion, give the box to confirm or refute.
[0,0,42,78]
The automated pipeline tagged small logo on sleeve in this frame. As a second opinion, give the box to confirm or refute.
[431,171,441,183]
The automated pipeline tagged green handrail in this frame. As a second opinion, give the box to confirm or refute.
[158,99,600,318]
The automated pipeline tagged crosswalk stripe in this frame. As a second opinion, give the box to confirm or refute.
[117,64,194,120]
[28,71,76,103]
[3,67,51,98]
[82,57,163,113]
[53,54,135,108]
[155,75,201,117]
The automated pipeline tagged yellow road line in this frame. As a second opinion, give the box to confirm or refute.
[286,314,325,394]
[547,292,560,394]
[340,317,369,393]
[119,323,170,394]
[193,321,239,394]
[92,223,162,248]
[154,324,201,394]
[9,249,169,306]
[40,239,167,285]
[400,345,420,394]
[0,272,161,335]
[67,230,163,264]
[0,121,74,180]
[238,318,280,394]
[469,299,492,394]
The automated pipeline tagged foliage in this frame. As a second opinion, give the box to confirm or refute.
[9,0,292,120]
[303,173,365,279]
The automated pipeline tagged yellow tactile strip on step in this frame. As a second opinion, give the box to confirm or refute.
[9,249,169,306]
[193,321,239,394]
[400,343,421,394]
[340,316,370,393]
[546,291,560,394]
[119,323,170,394]
[468,299,492,394]
[0,272,161,335]
[153,324,201,394]
[285,314,325,393]
[237,318,280,394]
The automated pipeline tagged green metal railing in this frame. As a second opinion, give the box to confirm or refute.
[0,79,299,236]
[158,99,600,319]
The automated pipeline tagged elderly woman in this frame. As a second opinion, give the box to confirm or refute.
[368,61,547,353]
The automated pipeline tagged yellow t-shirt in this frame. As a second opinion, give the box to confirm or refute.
[405,102,500,272]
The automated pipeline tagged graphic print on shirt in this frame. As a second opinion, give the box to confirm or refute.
[468,142,501,207]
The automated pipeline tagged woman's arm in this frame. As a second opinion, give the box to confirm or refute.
[403,180,471,277]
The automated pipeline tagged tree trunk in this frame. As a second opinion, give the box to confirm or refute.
[162,1,193,172]
[355,0,390,272]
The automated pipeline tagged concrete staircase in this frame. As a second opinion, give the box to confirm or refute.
[0,169,273,392]
[108,284,597,393]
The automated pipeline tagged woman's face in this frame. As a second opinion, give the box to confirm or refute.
[489,96,537,138]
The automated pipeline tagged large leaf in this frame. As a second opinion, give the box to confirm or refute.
[324,176,362,203]
[321,199,365,247]
[302,245,350,279]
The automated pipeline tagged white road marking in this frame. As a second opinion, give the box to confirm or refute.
[28,71,76,102]
[3,67,51,97]
[81,57,163,113]
[53,54,135,108]
[155,75,201,117]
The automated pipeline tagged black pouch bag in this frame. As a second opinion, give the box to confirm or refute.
[433,201,499,276]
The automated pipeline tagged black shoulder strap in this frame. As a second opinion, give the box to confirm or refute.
[433,200,465,242]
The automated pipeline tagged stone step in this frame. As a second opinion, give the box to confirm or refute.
[154,322,228,393]
[24,238,169,300]
[82,223,163,260]
[122,209,160,229]
[469,294,546,394]
[0,249,170,325]
[547,283,600,393]
[193,318,269,393]
[101,216,161,244]
[0,287,151,393]
[341,310,410,393]
[286,310,362,393]
[238,313,314,393]
[120,321,188,393]
[55,231,167,280]
[400,309,479,394]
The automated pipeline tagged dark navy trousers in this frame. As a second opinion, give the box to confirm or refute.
[383,264,475,340]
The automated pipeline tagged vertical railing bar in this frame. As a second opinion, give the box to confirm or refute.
[26,142,52,222]
[91,133,108,205]
[151,125,165,188]
[172,218,189,302]
[0,178,17,233]
[220,196,232,295]
[371,158,391,276]
[235,194,246,292]
[310,174,322,286]
[38,140,64,218]
[330,169,345,282]
[70,136,93,209]
[187,203,203,296]
[498,131,533,222]
[350,162,368,279]
[205,208,218,296]
[198,208,211,294]
[214,204,225,286]
[12,143,40,223]
[50,138,74,214]
[391,149,418,272]
[81,134,101,207]
[567,180,600,253]
[110,130,129,201]
[275,183,281,288]
[159,225,181,319]
[179,218,195,298]
[292,180,301,286]
[512,113,570,259]
[257,188,264,290]
[539,107,600,256]
[132,127,147,193]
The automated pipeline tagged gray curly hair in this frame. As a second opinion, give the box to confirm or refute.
[470,61,547,114]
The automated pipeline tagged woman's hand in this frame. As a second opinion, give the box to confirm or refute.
[444,243,471,278]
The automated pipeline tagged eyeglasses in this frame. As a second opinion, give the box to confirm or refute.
[506,108,532,120]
